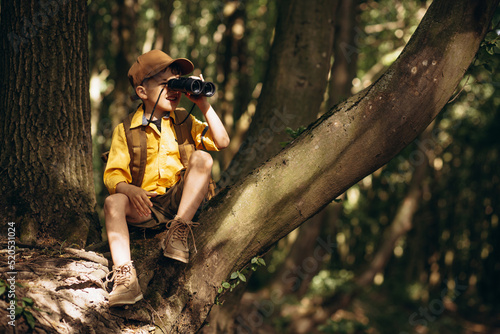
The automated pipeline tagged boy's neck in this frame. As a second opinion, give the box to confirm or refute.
[143,104,170,121]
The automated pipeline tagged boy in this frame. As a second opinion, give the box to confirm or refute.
[103,50,230,307]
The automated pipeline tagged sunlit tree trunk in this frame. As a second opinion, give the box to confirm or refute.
[0,0,99,246]
[221,0,336,187]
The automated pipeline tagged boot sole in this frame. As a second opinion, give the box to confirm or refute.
[109,293,144,308]
[161,236,189,263]
[163,252,189,263]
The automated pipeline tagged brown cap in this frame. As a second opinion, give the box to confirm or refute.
[128,50,194,87]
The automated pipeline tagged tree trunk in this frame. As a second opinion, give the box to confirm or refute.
[154,0,175,52]
[267,0,360,300]
[327,0,359,107]
[216,1,252,168]
[0,0,99,246]
[220,0,336,187]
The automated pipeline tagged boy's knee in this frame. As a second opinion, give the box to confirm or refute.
[190,150,213,171]
[104,194,128,216]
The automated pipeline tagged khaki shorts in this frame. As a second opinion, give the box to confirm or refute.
[127,170,186,229]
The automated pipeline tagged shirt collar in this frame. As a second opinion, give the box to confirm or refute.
[131,104,176,130]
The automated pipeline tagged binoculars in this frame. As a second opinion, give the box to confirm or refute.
[167,77,216,97]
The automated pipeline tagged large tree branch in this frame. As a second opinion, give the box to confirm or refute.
[166,0,499,332]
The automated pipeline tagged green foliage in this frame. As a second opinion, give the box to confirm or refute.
[0,279,40,329]
[216,256,266,305]
[308,270,355,298]
[17,297,37,329]
[475,30,500,73]
[280,126,307,147]
[0,278,6,297]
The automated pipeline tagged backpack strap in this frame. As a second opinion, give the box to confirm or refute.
[123,114,147,187]
[121,107,215,200]
[200,125,209,151]
[172,108,195,168]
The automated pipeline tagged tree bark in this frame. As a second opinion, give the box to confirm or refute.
[0,0,99,246]
[220,0,336,187]
[154,0,175,52]
[327,0,359,107]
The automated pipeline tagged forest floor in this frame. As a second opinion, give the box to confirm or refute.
[233,286,500,334]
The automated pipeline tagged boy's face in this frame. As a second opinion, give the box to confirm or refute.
[137,67,181,113]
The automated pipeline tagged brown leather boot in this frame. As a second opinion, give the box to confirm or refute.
[106,261,143,307]
[161,215,199,263]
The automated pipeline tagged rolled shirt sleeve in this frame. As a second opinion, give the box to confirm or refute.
[190,115,219,151]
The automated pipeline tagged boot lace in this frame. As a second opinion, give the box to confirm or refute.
[105,262,133,290]
[167,217,200,253]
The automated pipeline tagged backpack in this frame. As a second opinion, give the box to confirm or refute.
[101,107,215,200]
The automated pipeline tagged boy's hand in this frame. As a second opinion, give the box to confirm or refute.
[116,183,158,217]
[184,74,210,111]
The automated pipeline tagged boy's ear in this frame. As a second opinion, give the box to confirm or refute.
[135,85,148,100]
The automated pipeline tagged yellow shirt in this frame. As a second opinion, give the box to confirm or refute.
[104,105,218,194]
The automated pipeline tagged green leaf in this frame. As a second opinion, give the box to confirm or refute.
[24,310,36,329]
[230,272,238,280]
[280,141,290,147]
[238,272,247,282]
[22,297,34,306]
[251,257,258,264]
[221,282,231,289]
[218,287,223,294]
[257,258,266,266]
[15,305,23,316]
[0,285,6,296]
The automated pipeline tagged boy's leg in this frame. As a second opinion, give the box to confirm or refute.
[161,150,212,263]
[103,193,150,307]
[176,150,213,222]
[104,194,130,267]
[104,193,153,266]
